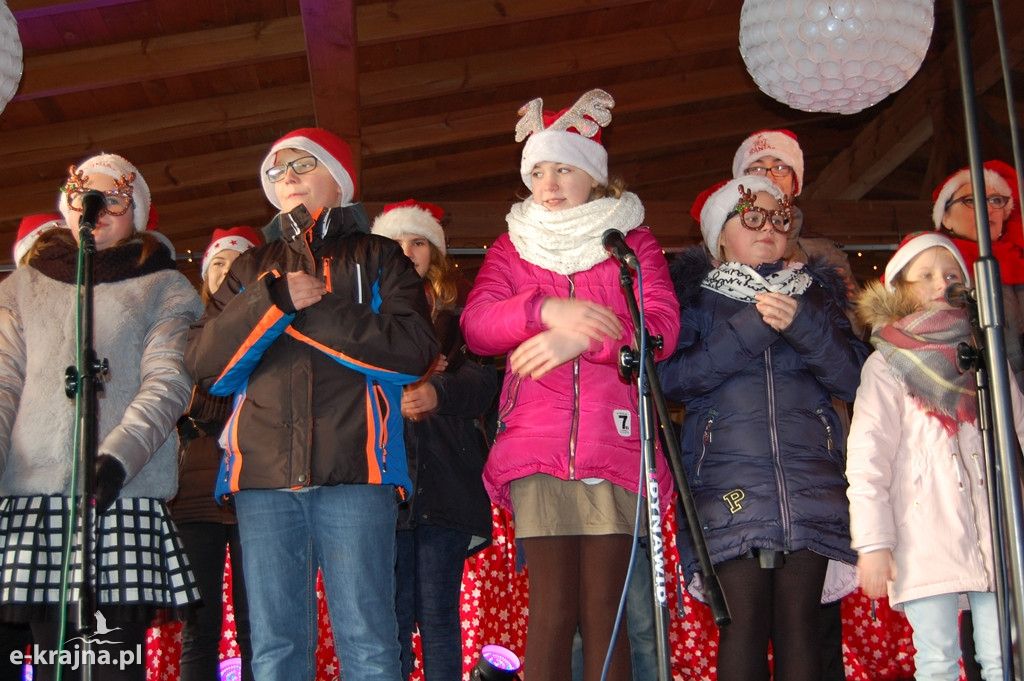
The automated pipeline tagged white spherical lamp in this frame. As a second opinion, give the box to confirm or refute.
[0,0,22,116]
[739,0,934,115]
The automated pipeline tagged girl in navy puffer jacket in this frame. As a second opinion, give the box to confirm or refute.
[657,176,868,681]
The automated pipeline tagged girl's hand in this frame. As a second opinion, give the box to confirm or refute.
[754,292,798,331]
[540,298,623,344]
[509,328,590,380]
[402,382,439,420]
[857,549,896,599]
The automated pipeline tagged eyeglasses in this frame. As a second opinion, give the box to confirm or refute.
[66,189,133,217]
[946,194,1012,210]
[265,155,319,183]
[726,206,792,234]
[744,164,793,179]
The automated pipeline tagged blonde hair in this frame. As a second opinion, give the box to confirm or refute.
[423,242,459,313]
[29,228,161,266]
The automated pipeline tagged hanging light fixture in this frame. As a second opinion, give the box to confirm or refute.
[739,0,934,115]
[0,0,22,116]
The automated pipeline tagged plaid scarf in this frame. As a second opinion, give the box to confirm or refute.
[871,308,977,434]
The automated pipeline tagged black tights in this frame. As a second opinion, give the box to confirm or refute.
[29,616,147,681]
[521,535,633,681]
[714,550,829,681]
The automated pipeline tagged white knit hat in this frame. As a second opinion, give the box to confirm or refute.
[200,225,261,280]
[732,129,805,197]
[516,89,614,190]
[883,232,971,292]
[260,128,357,209]
[58,153,151,232]
[694,175,784,255]
[931,164,1014,230]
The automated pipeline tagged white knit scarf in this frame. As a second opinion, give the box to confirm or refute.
[506,191,645,275]
[702,261,813,303]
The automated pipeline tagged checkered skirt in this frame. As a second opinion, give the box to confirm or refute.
[0,495,200,622]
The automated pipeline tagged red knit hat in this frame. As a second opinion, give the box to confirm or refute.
[371,199,446,254]
[732,129,805,196]
[201,226,261,280]
[13,212,64,265]
[931,161,1015,230]
[260,128,358,210]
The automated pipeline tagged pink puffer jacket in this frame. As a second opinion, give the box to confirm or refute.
[461,227,681,513]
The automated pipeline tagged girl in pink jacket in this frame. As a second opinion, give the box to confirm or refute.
[848,232,1024,680]
[461,89,680,681]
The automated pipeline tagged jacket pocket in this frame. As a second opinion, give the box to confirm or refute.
[814,407,844,472]
[693,407,717,487]
[494,374,522,445]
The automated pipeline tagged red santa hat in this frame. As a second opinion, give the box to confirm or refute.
[693,175,784,256]
[883,231,971,292]
[516,89,614,190]
[260,128,358,210]
[13,212,65,265]
[731,129,805,197]
[200,226,261,280]
[58,153,152,232]
[932,161,1016,230]
[371,199,446,254]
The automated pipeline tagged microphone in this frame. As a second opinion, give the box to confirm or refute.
[945,282,975,309]
[77,190,107,231]
[602,229,640,270]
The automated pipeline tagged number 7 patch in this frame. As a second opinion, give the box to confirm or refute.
[613,409,632,436]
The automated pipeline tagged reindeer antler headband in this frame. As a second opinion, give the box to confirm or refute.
[517,89,615,189]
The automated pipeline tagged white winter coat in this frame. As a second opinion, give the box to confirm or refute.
[847,349,1024,607]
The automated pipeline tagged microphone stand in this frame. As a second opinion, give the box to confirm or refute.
[950,0,1024,676]
[612,258,730,681]
[62,216,109,681]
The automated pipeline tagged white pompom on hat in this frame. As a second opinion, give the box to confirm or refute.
[260,128,358,209]
[731,129,805,196]
[883,231,971,292]
[58,153,151,232]
[371,199,446,255]
[200,226,261,280]
[13,213,65,265]
[693,175,784,256]
[931,162,1015,230]
[516,89,614,190]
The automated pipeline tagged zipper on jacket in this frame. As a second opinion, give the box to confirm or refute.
[567,275,581,480]
[322,255,333,292]
[694,408,718,486]
[495,375,523,442]
[765,349,791,544]
[814,408,835,452]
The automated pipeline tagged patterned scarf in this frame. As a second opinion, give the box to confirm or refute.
[701,261,813,303]
[871,308,977,434]
[506,191,645,275]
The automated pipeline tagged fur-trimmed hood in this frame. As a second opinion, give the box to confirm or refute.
[669,245,854,312]
[855,280,922,334]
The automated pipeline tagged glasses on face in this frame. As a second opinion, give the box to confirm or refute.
[744,164,793,179]
[66,190,133,217]
[727,206,792,234]
[265,155,319,183]
[947,194,1012,210]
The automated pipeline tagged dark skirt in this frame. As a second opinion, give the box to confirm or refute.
[0,495,201,623]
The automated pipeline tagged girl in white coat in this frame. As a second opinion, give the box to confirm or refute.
[847,231,1024,680]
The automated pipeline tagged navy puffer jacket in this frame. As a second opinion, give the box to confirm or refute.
[657,247,868,582]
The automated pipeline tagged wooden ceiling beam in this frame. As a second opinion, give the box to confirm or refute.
[805,1,1024,201]
[358,15,739,107]
[355,0,655,44]
[14,16,307,101]
[0,84,313,171]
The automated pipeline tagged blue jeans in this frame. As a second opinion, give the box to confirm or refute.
[235,485,402,681]
[903,592,1002,681]
[395,525,471,681]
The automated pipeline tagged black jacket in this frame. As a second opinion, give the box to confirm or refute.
[397,288,497,555]
[185,204,438,496]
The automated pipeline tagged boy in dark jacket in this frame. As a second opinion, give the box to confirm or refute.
[185,128,438,681]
